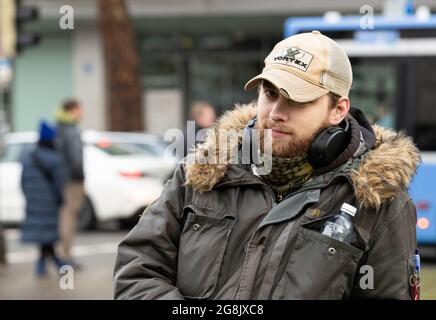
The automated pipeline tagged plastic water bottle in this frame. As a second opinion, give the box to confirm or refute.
[321,203,357,243]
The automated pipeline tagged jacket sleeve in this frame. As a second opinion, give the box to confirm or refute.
[63,128,84,180]
[113,164,186,300]
[351,194,418,299]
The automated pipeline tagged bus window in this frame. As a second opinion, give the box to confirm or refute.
[349,61,397,129]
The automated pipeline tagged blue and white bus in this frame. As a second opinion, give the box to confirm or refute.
[284,12,436,246]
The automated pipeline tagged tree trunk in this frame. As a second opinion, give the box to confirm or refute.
[98,0,143,131]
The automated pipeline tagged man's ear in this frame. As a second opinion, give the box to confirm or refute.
[329,96,350,126]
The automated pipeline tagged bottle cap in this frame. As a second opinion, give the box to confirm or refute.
[341,203,357,217]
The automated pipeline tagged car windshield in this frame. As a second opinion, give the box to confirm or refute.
[93,139,165,157]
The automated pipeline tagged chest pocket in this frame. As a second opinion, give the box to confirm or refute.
[177,205,234,299]
[273,215,364,300]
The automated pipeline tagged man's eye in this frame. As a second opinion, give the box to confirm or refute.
[265,89,278,98]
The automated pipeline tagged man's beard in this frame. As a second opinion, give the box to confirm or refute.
[259,119,330,158]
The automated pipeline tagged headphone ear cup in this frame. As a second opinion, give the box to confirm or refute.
[242,116,259,164]
[308,126,348,168]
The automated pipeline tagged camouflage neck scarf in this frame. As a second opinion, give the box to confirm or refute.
[255,155,314,194]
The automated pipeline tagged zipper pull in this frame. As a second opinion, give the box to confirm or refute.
[277,192,283,202]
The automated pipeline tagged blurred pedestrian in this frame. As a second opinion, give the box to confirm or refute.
[21,121,66,277]
[183,101,216,157]
[55,99,85,266]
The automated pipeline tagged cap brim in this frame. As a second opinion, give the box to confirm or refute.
[244,68,329,103]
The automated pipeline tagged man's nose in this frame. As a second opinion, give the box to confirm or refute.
[269,99,289,122]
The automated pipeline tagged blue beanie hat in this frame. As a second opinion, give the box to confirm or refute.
[38,120,56,142]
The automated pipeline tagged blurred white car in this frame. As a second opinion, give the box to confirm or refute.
[0,130,176,229]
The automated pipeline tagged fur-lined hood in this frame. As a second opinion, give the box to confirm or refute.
[184,103,421,208]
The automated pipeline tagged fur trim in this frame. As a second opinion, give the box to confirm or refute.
[184,103,257,192]
[185,104,421,208]
[350,125,421,208]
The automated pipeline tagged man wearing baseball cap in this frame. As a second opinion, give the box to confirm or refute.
[114,32,420,300]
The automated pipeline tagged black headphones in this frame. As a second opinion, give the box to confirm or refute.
[308,118,350,168]
[242,116,261,165]
[242,116,350,168]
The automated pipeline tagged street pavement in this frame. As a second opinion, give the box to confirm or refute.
[0,228,127,300]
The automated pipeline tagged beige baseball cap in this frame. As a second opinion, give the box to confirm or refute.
[245,30,353,102]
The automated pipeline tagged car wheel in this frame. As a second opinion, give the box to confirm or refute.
[78,197,96,231]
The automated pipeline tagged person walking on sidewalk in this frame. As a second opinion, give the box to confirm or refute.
[56,99,85,266]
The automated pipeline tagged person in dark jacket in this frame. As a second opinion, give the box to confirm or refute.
[56,99,84,264]
[21,121,66,277]
[114,31,420,300]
